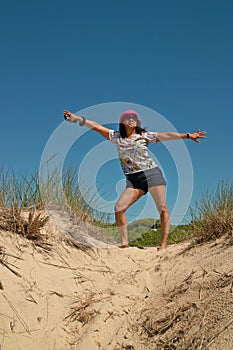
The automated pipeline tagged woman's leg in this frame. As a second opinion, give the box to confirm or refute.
[114,188,145,246]
[149,185,170,249]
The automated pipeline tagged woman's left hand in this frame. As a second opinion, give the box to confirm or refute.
[189,130,207,143]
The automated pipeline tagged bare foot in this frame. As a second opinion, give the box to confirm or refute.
[157,245,167,251]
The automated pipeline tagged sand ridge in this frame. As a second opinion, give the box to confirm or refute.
[0,215,232,350]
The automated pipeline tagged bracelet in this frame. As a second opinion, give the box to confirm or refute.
[187,133,190,139]
[79,117,86,126]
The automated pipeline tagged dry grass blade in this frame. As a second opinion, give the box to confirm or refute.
[167,270,195,299]
[205,318,233,348]
[144,302,197,337]
[0,207,51,251]
[65,293,97,325]
[0,246,21,277]
[140,269,233,350]
[64,235,91,252]
[2,293,31,334]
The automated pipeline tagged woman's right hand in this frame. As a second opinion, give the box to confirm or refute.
[64,110,79,123]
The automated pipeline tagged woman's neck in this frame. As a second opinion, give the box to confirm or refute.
[125,126,136,138]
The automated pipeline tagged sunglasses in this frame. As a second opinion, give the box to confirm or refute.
[124,115,138,122]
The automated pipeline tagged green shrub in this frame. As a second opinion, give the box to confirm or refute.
[129,224,192,247]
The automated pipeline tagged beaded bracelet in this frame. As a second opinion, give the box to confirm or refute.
[79,117,86,126]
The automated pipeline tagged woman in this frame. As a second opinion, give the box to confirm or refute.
[64,109,206,249]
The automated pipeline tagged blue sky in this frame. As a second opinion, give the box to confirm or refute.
[1,0,232,223]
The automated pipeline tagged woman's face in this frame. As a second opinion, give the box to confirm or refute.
[123,115,138,127]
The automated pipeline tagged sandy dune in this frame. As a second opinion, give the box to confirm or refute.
[0,212,232,350]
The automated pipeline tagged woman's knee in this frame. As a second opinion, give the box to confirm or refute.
[156,203,168,215]
[115,188,143,214]
[114,202,126,214]
[159,204,169,216]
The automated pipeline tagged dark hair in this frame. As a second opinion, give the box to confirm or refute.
[119,124,146,138]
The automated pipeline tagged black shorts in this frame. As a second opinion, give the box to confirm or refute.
[126,167,166,194]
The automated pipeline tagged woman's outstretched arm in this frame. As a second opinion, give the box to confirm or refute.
[157,130,206,143]
[64,110,110,139]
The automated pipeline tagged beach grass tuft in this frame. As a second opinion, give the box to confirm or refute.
[190,180,233,244]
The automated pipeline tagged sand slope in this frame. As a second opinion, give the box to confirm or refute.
[0,216,232,350]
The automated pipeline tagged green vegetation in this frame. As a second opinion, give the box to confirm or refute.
[0,167,232,248]
[0,168,42,208]
[0,167,107,248]
[91,218,193,247]
[0,167,106,222]
[190,180,233,244]
[128,181,233,247]
[127,219,192,247]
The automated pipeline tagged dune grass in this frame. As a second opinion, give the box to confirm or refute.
[190,180,233,244]
[0,167,232,247]
[0,167,107,246]
[129,180,232,247]
[0,167,103,221]
[0,168,42,209]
